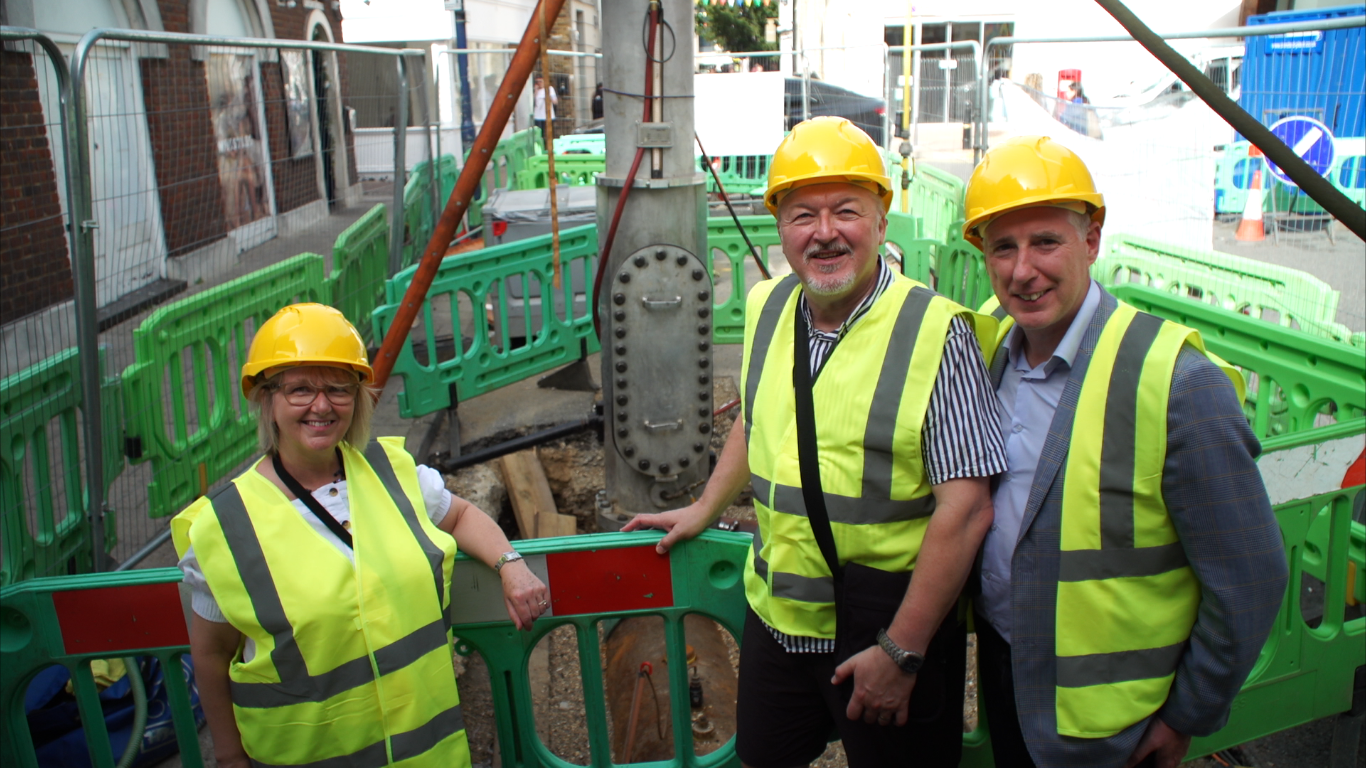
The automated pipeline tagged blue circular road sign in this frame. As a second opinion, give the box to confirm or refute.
[1264,115,1336,187]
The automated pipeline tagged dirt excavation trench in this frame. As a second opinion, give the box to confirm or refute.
[442,376,977,767]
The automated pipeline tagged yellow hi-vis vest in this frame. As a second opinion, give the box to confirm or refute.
[980,295,1246,739]
[172,438,468,767]
[741,273,990,639]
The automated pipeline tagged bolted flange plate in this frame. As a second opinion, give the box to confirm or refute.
[608,243,714,480]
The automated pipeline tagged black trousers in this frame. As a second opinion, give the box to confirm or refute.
[976,617,1158,768]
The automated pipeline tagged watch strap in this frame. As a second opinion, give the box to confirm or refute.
[877,628,925,674]
[494,551,523,573]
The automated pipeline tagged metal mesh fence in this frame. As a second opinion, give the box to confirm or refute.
[983,17,1365,341]
[444,48,603,142]
[0,29,434,583]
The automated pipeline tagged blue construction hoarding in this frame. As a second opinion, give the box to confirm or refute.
[1240,4,1364,140]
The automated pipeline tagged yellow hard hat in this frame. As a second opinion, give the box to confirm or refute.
[962,136,1106,250]
[240,303,373,396]
[764,116,893,216]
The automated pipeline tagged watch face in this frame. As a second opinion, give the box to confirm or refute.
[899,655,924,675]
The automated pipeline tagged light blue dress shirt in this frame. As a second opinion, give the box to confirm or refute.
[978,280,1101,643]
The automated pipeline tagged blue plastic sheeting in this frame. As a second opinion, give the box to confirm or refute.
[1240,5,1365,139]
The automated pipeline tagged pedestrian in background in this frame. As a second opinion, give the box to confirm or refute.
[533,74,557,136]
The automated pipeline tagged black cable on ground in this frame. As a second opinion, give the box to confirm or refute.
[437,414,602,473]
[1092,0,1366,240]
[695,133,771,281]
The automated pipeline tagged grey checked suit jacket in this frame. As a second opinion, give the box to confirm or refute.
[988,287,1287,768]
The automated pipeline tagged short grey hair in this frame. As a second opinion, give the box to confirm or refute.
[248,366,379,455]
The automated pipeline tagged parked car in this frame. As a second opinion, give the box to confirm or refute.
[785,77,886,144]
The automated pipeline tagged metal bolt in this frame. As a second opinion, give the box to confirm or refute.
[697,323,710,335]
[698,341,710,351]
[613,293,626,306]
[676,254,688,266]
[699,423,712,434]
[638,459,651,471]
[617,426,629,438]
[616,377,627,389]
[698,406,709,417]
[614,309,626,322]
[698,374,709,384]
[693,442,705,453]
[679,457,690,468]
[655,249,667,260]
[615,327,627,339]
[624,446,636,458]
[615,361,628,373]
[692,268,705,281]
[699,357,709,369]
[698,391,709,401]
[619,271,631,283]
[659,463,670,474]
[615,344,626,355]
[698,289,710,301]
[697,307,709,319]
[634,255,647,268]
[616,394,628,406]
[617,411,629,422]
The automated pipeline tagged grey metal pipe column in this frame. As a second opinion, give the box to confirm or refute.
[597,0,709,529]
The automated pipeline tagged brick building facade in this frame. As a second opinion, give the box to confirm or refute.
[0,0,360,326]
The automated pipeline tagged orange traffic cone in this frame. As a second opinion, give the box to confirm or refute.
[1235,168,1265,242]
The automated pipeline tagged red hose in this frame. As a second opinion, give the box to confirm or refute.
[592,5,659,340]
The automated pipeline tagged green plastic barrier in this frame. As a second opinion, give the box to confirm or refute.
[933,221,995,312]
[120,254,329,518]
[373,224,602,418]
[1214,138,1366,215]
[905,161,967,248]
[0,348,122,586]
[551,134,604,154]
[1110,284,1366,440]
[1189,481,1366,758]
[403,155,462,270]
[700,154,771,196]
[0,568,203,768]
[514,153,605,189]
[328,203,389,343]
[1096,234,1361,348]
[469,128,544,231]
[706,215,778,345]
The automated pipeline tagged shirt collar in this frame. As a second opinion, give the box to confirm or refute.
[1004,279,1101,372]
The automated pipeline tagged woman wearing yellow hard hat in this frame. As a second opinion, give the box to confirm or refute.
[172,303,547,768]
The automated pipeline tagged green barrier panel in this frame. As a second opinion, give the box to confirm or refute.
[121,254,329,518]
[469,129,544,231]
[699,154,771,196]
[1214,139,1366,215]
[373,224,602,418]
[328,203,389,343]
[1189,482,1366,758]
[402,161,436,270]
[1110,284,1366,440]
[0,568,203,768]
[1096,234,1360,348]
[706,215,779,345]
[906,161,966,248]
[0,348,122,586]
[514,153,605,189]
[552,134,605,154]
[882,212,936,287]
[934,221,995,312]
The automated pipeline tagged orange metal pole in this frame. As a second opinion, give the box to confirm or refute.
[372,0,569,389]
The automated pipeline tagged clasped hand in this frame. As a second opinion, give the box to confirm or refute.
[832,645,917,727]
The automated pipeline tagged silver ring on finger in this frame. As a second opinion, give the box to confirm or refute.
[538,600,548,607]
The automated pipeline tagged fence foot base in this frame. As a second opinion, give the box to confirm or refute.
[538,357,597,392]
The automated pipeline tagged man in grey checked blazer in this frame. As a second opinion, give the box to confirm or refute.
[962,137,1287,768]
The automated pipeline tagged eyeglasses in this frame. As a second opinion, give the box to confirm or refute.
[275,383,359,406]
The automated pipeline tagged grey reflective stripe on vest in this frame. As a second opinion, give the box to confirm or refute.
[753,474,936,525]
[364,441,448,617]
[249,703,466,768]
[212,478,448,709]
[749,511,836,603]
[991,304,1008,320]
[1058,542,1188,581]
[988,334,1010,389]
[744,275,801,443]
[860,286,937,516]
[1098,312,1164,550]
[1056,641,1186,688]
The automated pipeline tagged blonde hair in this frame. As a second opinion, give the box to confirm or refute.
[248,365,380,455]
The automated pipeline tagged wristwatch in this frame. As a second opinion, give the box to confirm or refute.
[876,628,925,675]
[493,551,524,573]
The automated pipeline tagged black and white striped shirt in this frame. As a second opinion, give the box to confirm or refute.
[768,258,1008,653]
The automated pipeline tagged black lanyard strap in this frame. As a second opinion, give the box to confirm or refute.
[273,448,353,549]
[793,309,843,587]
